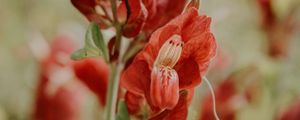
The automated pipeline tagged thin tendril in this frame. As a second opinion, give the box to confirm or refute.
[203,77,220,120]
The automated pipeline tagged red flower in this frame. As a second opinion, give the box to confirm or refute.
[121,7,216,113]
[71,0,112,28]
[257,0,275,29]
[277,100,300,120]
[72,58,109,106]
[34,82,85,120]
[71,0,148,37]
[34,36,85,120]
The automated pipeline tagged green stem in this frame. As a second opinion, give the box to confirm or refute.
[105,35,122,120]
[114,24,122,55]
[105,0,123,119]
[106,63,122,120]
[109,0,119,24]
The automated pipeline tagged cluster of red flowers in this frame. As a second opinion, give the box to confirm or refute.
[200,64,260,120]
[33,0,218,120]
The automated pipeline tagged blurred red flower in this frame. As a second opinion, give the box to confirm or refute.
[34,36,85,120]
[200,68,259,120]
[200,79,238,120]
[257,0,275,29]
[277,100,300,120]
[121,7,216,118]
[72,58,109,106]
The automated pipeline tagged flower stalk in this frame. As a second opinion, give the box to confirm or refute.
[106,63,123,120]
[106,0,124,119]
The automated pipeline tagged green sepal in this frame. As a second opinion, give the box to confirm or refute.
[116,100,130,120]
[71,22,110,61]
[90,22,109,62]
[71,47,100,60]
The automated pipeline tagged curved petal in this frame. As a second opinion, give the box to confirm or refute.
[120,0,148,37]
[180,32,217,76]
[142,0,157,18]
[71,0,96,16]
[165,8,199,34]
[143,0,187,33]
[121,59,151,95]
[125,92,144,115]
[181,16,212,42]
[72,58,109,105]
[175,58,201,89]
[71,0,110,28]
[149,90,190,120]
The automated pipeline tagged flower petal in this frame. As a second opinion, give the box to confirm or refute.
[181,16,212,42]
[277,100,300,120]
[125,91,144,115]
[71,0,110,28]
[71,0,96,17]
[175,58,201,89]
[150,66,179,110]
[143,0,187,34]
[164,7,199,32]
[149,90,190,120]
[72,58,109,105]
[121,59,151,95]
[180,32,217,76]
[120,0,148,37]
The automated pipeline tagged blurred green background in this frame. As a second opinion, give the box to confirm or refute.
[0,0,299,120]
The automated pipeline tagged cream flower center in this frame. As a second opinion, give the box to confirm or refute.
[154,34,184,68]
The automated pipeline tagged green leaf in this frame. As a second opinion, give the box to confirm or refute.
[116,100,130,120]
[84,25,94,48]
[71,47,100,60]
[71,22,110,61]
[90,22,109,62]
